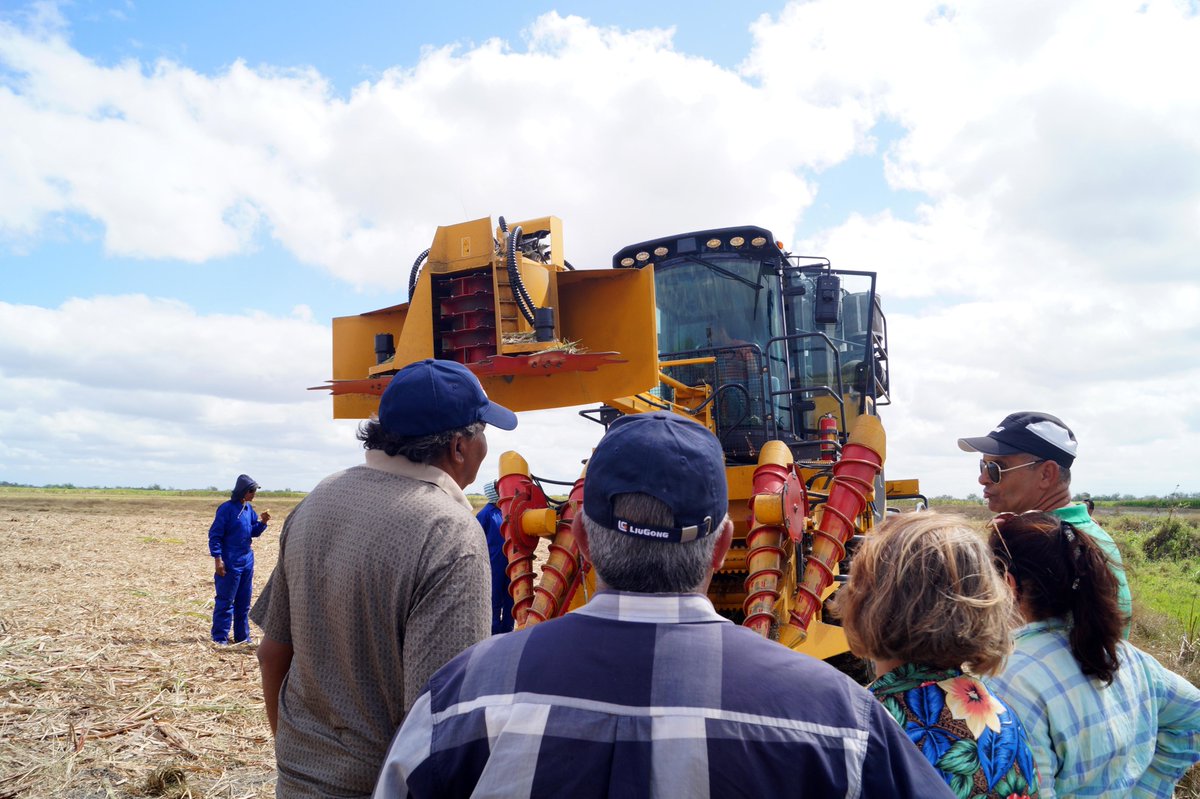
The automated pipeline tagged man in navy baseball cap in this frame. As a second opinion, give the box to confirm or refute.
[375,411,957,797]
[379,358,517,437]
[958,410,1131,632]
[250,358,517,797]
[583,411,728,546]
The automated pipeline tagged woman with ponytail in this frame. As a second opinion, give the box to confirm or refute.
[989,511,1200,797]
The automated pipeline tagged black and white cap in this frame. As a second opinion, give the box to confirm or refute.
[957,411,1078,468]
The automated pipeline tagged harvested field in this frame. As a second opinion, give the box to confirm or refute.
[1,493,1196,797]
[0,493,300,798]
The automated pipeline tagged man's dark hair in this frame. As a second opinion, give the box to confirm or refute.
[990,512,1121,684]
[357,419,483,465]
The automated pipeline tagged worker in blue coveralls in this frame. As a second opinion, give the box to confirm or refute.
[208,474,271,645]
[475,481,513,633]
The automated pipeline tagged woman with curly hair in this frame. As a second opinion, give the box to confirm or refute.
[835,512,1040,799]
[989,511,1200,797]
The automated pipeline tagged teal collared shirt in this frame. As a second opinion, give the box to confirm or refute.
[1050,503,1132,635]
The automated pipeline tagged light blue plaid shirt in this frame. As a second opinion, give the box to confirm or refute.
[991,618,1200,798]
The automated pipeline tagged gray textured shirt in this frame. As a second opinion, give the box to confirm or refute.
[251,452,491,798]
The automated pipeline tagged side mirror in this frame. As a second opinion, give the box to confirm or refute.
[814,275,841,325]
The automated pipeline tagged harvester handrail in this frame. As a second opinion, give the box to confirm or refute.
[659,356,718,368]
[765,330,849,437]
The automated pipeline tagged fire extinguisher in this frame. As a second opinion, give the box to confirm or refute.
[819,413,838,462]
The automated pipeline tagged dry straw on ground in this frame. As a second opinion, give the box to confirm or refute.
[0,494,301,798]
[1,494,1196,797]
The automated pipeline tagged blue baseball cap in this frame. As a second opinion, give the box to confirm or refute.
[378,359,518,437]
[584,412,727,543]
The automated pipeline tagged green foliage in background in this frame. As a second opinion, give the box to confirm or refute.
[1106,513,1200,647]
[1142,517,1200,562]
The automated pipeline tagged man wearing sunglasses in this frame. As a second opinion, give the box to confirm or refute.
[958,411,1131,634]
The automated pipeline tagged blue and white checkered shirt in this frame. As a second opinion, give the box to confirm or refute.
[374,591,954,798]
[990,618,1200,798]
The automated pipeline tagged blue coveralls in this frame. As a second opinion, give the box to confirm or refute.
[475,502,513,634]
[208,478,267,643]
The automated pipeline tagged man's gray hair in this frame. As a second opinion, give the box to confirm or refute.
[581,493,723,594]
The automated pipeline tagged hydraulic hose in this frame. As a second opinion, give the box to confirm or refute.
[407,248,430,300]
[498,216,538,325]
[506,224,537,325]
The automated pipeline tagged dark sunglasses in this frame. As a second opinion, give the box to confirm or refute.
[979,459,1046,483]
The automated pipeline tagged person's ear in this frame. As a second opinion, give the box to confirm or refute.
[449,433,468,465]
[711,517,734,571]
[573,512,590,561]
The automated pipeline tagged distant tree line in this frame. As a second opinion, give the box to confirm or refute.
[0,481,300,494]
[927,491,1200,506]
[1,482,1195,505]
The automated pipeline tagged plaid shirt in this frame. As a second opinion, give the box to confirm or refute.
[991,618,1200,798]
[374,592,954,798]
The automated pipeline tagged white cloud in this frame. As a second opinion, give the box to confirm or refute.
[0,11,866,287]
[0,293,606,491]
[0,295,352,488]
[748,0,1200,497]
[1,2,1198,497]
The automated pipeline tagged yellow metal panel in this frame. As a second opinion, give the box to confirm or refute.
[328,265,657,417]
[429,217,496,273]
[331,304,410,420]
[788,618,851,658]
[522,261,552,318]
[725,464,757,503]
[885,478,921,495]
[565,568,597,613]
[391,271,437,369]
[478,266,661,412]
[604,394,676,417]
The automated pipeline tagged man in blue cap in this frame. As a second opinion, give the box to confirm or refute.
[958,410,1131,631]
[375,412,955,798]
[251,359,517,799]
[208,473,270,645]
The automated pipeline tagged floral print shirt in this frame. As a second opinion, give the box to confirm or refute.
[870,663,1040,799]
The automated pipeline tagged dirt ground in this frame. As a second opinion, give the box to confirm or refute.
[1,495,1196,797]
[0,494,301,799]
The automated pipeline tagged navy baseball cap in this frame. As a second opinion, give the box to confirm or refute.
[957,411,1078,468]
[584,412,728,543]
[378,359,517,437]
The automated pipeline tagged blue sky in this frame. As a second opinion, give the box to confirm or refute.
[61,1,782,88]
[2,0,1198,497]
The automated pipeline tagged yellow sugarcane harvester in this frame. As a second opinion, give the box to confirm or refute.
[313,215,923,662]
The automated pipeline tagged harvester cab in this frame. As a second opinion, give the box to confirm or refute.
[613,226,890,472]
[315,215,922,662]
